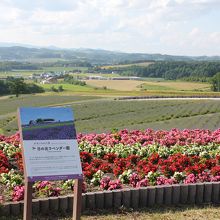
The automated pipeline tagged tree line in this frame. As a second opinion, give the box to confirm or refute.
[0,77,44,97]
[103,61,220,81]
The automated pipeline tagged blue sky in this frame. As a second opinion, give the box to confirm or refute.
[20,107,74,125]
[0,0,220,56]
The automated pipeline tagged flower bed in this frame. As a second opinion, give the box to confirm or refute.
[1,129,220,204]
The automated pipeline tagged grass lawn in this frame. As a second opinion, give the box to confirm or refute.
[2,205,220,220]
[78,206,220,220]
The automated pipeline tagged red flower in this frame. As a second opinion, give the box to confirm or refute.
[80,152,93,163]
[0,150,9,174]
[103,153,117,163]
[99,163,113,173]
[211,166,220,176]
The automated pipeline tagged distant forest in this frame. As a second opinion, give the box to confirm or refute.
[107,61,220,81]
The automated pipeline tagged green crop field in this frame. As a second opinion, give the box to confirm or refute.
[1,96,220,135]
[40,83,95,92]
[71,99,220,133]
[0,94,102,134]
[42,66,88,72]
[101,61,154,69]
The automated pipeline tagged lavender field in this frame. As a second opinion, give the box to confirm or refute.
[22,123,76,140]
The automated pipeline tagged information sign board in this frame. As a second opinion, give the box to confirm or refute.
[18,107,82,181]
[18,107,83,220]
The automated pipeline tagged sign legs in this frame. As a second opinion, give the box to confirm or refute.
[73,179,83,220]
[23,181,33,220]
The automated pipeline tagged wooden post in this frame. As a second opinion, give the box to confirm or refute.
[23,181,33,220]
[18,109,33,220]
[73,179,83,220]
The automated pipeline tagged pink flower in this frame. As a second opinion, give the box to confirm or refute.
[184,174,197,184]
[12,186,25,201]
[136,178,149,187]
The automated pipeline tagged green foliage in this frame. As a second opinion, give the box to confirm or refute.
[211,72,220,92]
[58,85,64,92]
[0,80,10,94]
[50,86,58,92]
[63,75,86,86]
[50,85,64,92]
[0,77,44,96]
[7,77,26,97]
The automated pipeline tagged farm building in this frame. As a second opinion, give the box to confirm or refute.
[41,77,58,84]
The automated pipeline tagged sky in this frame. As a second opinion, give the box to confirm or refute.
[0,0,220,56]
[20,107,74,124]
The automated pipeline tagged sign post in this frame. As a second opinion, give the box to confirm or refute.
[18,107,83,220]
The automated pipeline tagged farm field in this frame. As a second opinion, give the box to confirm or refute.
[40,83,95,92]
[37,80,220,97]
[85,80,211,92]
[71,99,220,133]
[0,94,102,134]
[1,98,220,135]
[100,61,154,69]
[70,72,121,78]
[140,81,210,91]
[85,80,143,91]
[43,66,88,72]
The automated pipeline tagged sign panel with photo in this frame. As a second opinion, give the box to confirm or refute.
[18,107,83,182]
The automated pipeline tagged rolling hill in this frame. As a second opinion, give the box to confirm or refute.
[0,45,220,64]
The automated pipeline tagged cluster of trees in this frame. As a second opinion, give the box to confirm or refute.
[50,85,64,92]
[0,77,44,97]
[63,75,86,86]
[211,72,220,92]
[116,61,220,80]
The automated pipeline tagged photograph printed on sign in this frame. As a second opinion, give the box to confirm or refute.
[20,107,76,140]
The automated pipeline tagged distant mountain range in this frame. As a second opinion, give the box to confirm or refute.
[0,43,220,64]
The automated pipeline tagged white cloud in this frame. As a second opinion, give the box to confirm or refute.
[0,0,219,55]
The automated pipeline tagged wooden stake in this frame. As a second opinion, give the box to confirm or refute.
[23,181,33,220]
[73,179,83,220]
